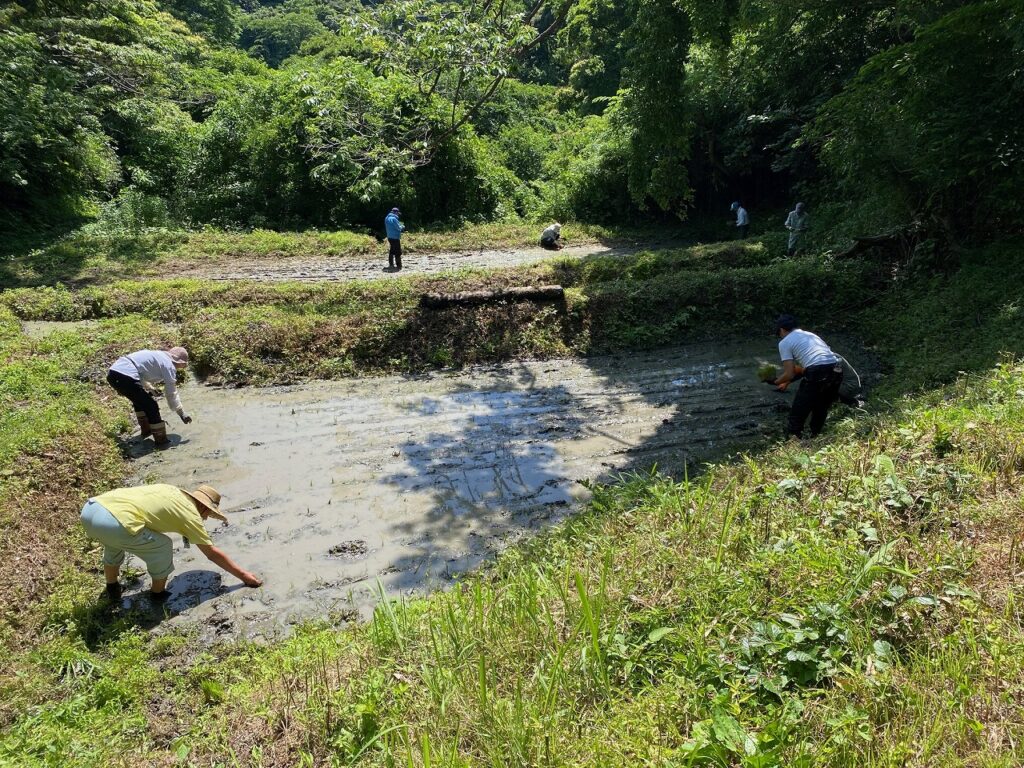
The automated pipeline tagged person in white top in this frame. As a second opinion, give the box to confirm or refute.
[784,202,808,256]
[106,347,193,445]
[731,202,749,238]
[540,222,563,250]
[770,315,843,438]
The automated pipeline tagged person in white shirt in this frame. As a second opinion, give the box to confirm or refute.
[106,347,193,445]
[784,202,808,256]
[540,222,563,250]
[770,315,843,438]
[731,202,749,238]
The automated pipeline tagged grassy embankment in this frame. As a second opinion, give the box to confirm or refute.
[2,237,877,384]
[1,235,1023,764]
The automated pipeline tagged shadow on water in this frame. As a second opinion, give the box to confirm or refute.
[116,430,192,461]
[375,341,799,595]
[376,362,594,587]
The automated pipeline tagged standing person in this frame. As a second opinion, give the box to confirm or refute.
[80,483,263,602]
[784,202,809,257]
[384,207,405,270]
[107,347,192,446]
[771,314,844,438]
[539,222,563,250]
[731,202,750,238]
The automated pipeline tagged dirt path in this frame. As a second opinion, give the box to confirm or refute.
[172,241,646,282]
[113,341,796,642]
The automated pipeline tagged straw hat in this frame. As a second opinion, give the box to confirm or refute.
[168,346,189,365]
[183,484,227,523]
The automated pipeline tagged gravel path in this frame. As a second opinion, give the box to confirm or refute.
[172,242,650,282]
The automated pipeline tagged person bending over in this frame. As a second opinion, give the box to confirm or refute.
[107,347,192,445]
[771,314,844,438]
[80,483,263,602]
[540,222,563,250]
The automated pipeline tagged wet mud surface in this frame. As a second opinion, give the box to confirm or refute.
[171,242,641,282]
[112,341,808,642]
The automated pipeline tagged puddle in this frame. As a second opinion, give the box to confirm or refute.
[119,341,822,642]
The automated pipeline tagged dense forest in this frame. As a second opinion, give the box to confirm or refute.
[2,0,1021,236]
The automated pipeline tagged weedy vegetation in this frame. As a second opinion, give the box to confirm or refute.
[1,239,879,384]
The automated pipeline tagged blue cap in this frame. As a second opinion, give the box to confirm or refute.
[730,201,740,211]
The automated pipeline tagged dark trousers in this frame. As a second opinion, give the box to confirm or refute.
[787,363,843,438]
[388,238,402,269]
[107,369,161,423]
[737,224,749,238]
[540,236,559,250]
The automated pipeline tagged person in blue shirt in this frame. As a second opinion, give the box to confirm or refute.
[384,207,405,270]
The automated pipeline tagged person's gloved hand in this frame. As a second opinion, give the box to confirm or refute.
[177,409,193,424]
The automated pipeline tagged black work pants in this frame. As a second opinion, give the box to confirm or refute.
[388,238,402,269]
[107,369,162,423]
[737,224,749,239]
[786,363,843,438]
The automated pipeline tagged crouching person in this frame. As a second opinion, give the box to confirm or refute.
[80,483,263,602]
[106,347,192,446]
[540,222,563,250]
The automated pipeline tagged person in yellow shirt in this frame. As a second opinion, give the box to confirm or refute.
[80,483,263,601]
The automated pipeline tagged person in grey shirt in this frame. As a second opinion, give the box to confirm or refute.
[107,347,192,445]
[769,314,843,438]
[785,202,808,256]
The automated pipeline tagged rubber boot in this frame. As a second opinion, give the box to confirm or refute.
[151,421,169,446]
[134,411,152,438]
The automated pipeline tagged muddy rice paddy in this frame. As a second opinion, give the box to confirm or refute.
[101,340,817,642]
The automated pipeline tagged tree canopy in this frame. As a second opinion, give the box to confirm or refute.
[1,0,1018,238]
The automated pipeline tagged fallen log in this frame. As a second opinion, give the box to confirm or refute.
[835,224,923,260]
[420,284,565,309]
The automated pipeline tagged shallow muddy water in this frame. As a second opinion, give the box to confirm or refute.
[114,342,796,641]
